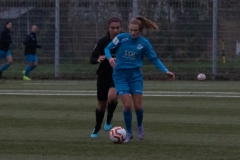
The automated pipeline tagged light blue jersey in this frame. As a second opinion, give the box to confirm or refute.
[105,33,168,73]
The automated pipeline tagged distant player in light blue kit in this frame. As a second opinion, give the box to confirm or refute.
[105,16,175,143]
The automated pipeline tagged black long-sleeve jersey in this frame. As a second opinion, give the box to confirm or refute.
[0,27,12,51]
[23,32,41,55]
[90,35,116,77]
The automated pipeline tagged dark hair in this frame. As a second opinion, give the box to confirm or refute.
[108,18,121,28]
[106,18,122,36]
[4,21,12,28]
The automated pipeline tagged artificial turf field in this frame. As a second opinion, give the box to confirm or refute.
[0,80,240,160]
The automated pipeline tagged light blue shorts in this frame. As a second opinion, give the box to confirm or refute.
[0,50,11,59]
[25,54,38,63]
[113,67,143,96]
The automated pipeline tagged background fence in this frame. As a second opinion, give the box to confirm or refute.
[0,0,240,80]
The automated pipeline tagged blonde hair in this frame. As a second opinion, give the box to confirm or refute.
[130,16,159,32]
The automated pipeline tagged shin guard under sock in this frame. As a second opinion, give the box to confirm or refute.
[106,102,118,124]
[135,109,143,127]
[123,110,132,134]
[93,108,105,134]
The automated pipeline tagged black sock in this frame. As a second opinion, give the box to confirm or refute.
[106,102,118,124]
[93,108,105,134]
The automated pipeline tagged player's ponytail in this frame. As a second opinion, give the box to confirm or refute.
[130,16,158,32]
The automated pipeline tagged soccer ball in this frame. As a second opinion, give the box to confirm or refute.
[197,73,206,81]
[109,126,126,143]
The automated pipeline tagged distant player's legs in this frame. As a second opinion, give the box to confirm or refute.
[23,55,38,80]
[0,51,13,78]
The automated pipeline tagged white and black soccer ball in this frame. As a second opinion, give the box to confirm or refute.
[109,126,126,144]
[197,73,206,81]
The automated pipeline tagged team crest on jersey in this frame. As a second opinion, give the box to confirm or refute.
[113,37,119,45]
[121,37,128,42]
[137,44,143,50]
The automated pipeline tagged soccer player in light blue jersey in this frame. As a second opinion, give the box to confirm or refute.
[105,16,175,143]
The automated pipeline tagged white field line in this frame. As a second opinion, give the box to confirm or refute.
[0,90,240,97]
[22,82,95,85]
[1,90,240,94]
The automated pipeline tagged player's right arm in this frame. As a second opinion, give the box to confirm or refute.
[104,35,122,68]
[104,36,120,60]
[90,38,105,64]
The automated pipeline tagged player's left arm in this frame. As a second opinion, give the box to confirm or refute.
[90,39,105,64]
[144,41,175,80]
[1,31,12,44]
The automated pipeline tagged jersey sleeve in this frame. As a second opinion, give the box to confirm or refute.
[144,40,168,73]
[90,39,104,64]
[105,35,120,60]
[150,58,168,73]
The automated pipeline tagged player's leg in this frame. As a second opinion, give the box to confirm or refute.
[90,100,107,138]
[113,69,133,142]
[90,78,108,138]
[104,81,118,131]
[132,94,144,140]
[23,55,33,80]
[130,68,144,140]
[0,50,4,78]
[121,94,133,143]
[30,55,38,72]
[0,51,12,78]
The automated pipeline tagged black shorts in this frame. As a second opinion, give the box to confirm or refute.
[97,74,115,101]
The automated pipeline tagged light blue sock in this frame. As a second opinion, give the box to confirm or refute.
[1,62,10,72]
[135,109,143,127]
[25,66,32,76]
[123,110,132,134]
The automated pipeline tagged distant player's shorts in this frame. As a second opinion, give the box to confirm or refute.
[0,50,11,59]
[113,67,143,96]
[25,54,38,63]
[97,74,115,101]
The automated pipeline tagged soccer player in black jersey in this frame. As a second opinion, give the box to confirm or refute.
[90,18,122,138]
[0,21,13,79]
[22,25,42,80]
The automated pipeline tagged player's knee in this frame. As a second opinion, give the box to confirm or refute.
[98,106,106,112]
[134,105,142,111]
[8,60,13,65]
[108,96,118,104]
[124,106,131,111]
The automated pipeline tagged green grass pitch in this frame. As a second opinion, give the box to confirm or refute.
[0,80,240,160]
